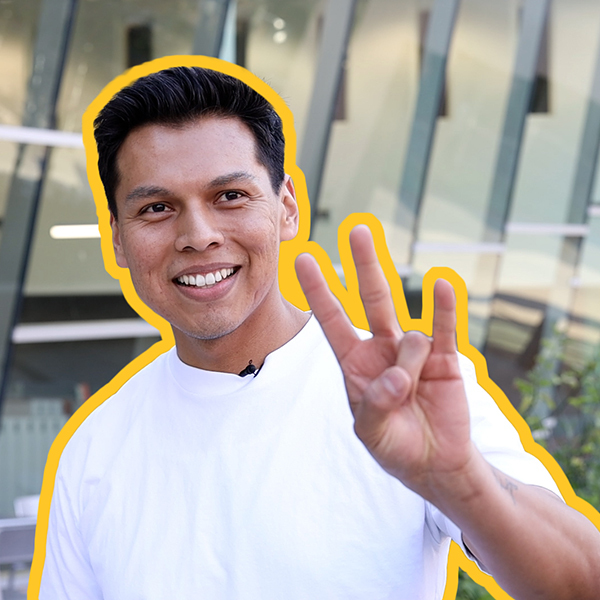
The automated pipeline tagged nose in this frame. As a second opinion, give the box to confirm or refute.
[174,203,225,252]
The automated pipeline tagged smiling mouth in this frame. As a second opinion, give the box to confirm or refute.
[176,267,237,288]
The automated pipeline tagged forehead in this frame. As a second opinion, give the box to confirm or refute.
[115,117,264,197]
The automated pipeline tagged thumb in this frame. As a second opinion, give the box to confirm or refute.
[353,366,411,441]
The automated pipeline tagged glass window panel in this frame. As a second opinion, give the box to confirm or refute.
[312,0,428,264]
[6,337,158,402]
[56,0,202,133]
[24,146,118,295]
[239,0,325,149]
[412,0,516,281]
[0,400,68,516]
[486,0,600,368]
[307,0,599,399]
[0,140,19,226]
[0,0,43,125]
[566,216,600,364]
[509,2,599,226]
[0,334,159,516]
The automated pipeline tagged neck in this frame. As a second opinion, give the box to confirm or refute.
[173,300,310,374]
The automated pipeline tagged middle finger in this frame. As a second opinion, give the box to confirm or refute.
[350,225,402,340]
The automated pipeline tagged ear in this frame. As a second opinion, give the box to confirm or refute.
[279,174,299,242]
[110,213,129,268]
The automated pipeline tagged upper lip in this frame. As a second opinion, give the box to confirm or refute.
[172,263,240,280]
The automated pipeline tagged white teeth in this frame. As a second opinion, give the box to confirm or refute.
[177,268,235,288]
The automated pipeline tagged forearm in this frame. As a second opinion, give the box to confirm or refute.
[428,448,600,600]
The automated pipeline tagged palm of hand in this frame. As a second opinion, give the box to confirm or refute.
[296,226,472,498]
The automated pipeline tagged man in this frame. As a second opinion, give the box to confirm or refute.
[39,64,600,599]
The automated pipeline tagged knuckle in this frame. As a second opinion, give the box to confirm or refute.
[403,330,430,347]
[361,285,389,305]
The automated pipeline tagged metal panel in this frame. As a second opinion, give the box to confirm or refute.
[192,0,232,57]
[396,0,461,249]
[0,0,78,410]
[0,517,36,564]
[566,37,600,227]
[192,0,233,57]
[298,0,358,234]
[540,35,600,343]
[484,0,550,243]
[471,0,550,350]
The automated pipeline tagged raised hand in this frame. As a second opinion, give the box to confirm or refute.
[295,225,474,500]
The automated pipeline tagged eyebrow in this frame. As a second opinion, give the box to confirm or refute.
[124,172,258,204]
[125,185,172,203]
[207,171,257,188]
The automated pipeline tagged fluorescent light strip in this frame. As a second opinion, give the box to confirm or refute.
[50,224,100,239]
[413,242,506,254]
[588,205,600,218]
[0,124,84,148]
[506,222,590,236]
[12,319,160,344]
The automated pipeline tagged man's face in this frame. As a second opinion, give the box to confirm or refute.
[111,116,298,346]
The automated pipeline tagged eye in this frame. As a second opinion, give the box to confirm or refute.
[143,203,168,213]
[221,191,243,202]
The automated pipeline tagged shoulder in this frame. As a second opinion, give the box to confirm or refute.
[55,349,173,485]
[79,348,171,430]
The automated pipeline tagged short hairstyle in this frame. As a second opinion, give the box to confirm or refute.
[94,66,285,217]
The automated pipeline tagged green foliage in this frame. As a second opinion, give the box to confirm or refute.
[515,334,600,508]
[456,335,600,599]
[455,570,495,600]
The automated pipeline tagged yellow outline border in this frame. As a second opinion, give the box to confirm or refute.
[28,55,600,600]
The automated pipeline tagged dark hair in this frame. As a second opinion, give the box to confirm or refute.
[94,66,285,217]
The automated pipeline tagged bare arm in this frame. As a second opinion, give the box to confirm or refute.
[435,448,600,599]
[295,224,600,599]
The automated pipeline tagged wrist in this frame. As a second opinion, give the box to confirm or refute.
[421,445,498,523]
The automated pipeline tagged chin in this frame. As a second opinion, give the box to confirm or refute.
[176,316,243,343]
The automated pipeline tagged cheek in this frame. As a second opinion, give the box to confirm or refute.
[248,230,280,264]
[242,211,280,254]
[122,237,166,282]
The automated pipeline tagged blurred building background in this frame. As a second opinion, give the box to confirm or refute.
[0,0,598,544]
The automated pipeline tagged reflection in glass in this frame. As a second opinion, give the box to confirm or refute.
[0,0,43,126]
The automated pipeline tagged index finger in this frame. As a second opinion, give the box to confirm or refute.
[431,279,458,355]
[295,253,359,361]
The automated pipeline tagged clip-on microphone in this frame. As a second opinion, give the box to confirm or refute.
[238,360,259,377]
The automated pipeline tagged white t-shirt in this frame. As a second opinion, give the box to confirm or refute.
[40,317,559,600]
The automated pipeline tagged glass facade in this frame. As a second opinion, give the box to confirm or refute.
[0,0,599,584]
